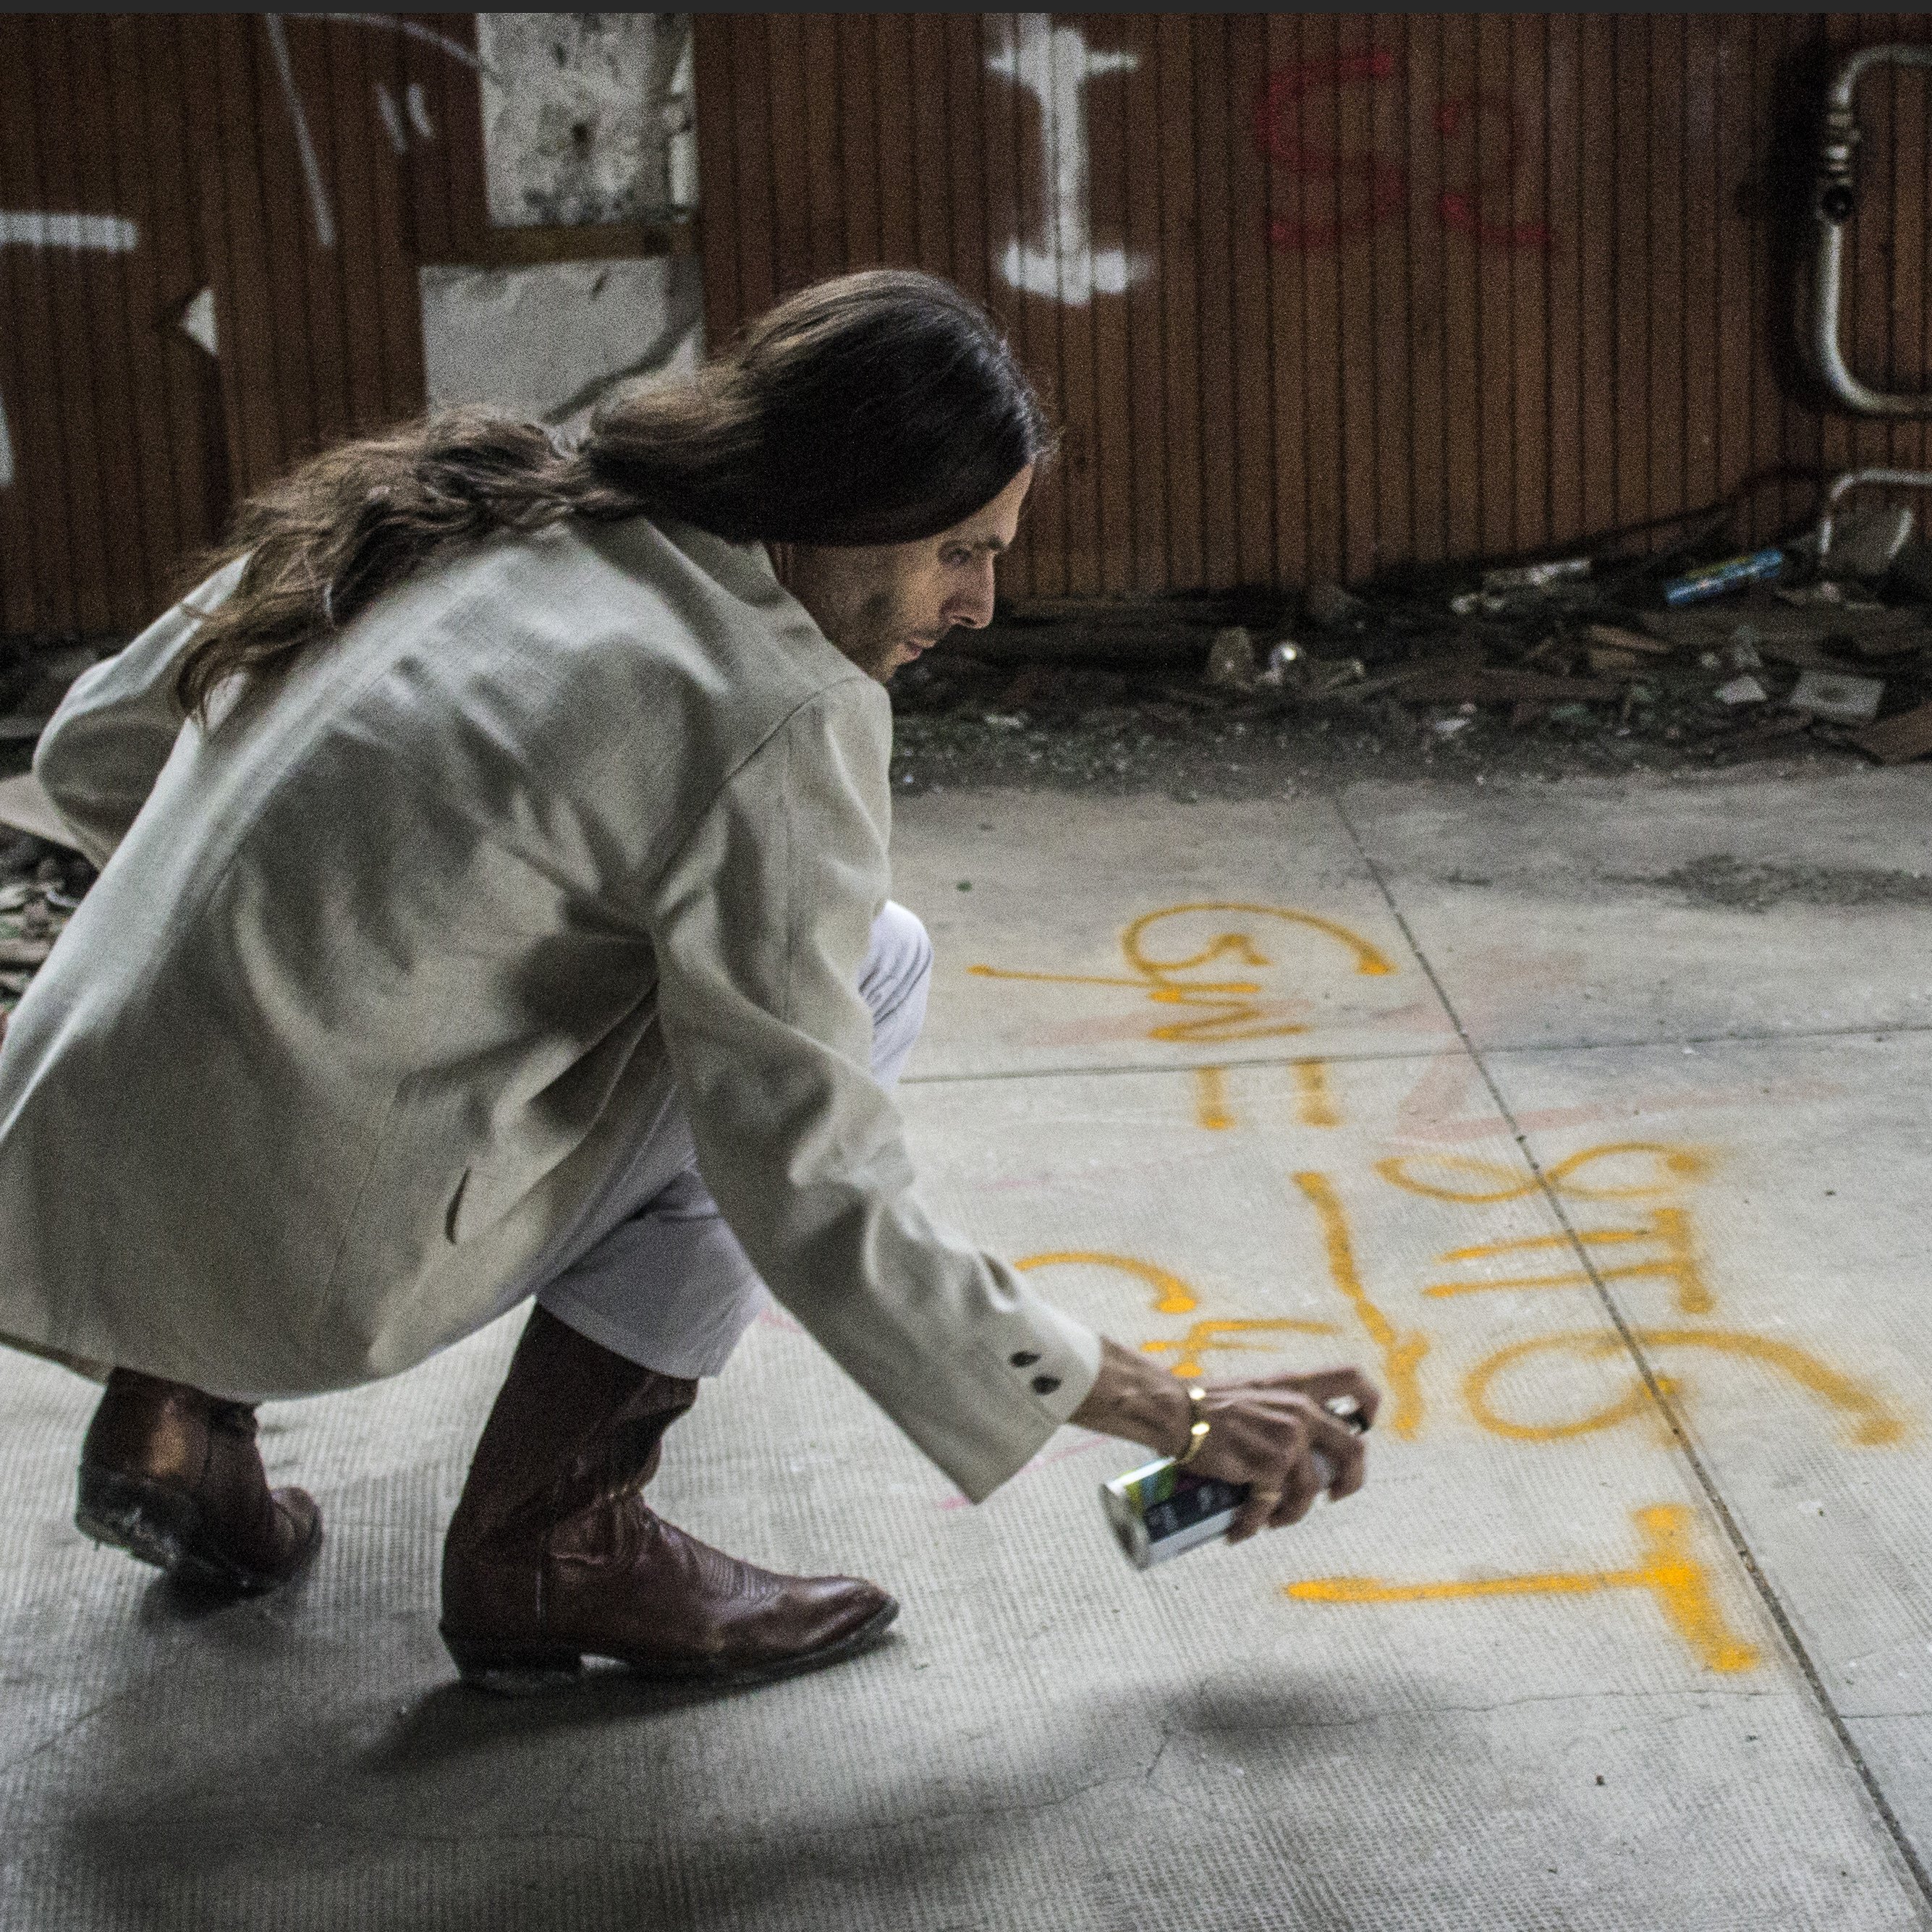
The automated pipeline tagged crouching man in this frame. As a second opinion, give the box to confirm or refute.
[0,271,1378,1690]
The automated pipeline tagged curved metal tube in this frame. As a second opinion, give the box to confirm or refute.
[1812,44,1932,416]
[1815,467,1932,566]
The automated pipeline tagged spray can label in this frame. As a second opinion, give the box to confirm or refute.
[1662,548,1784,606]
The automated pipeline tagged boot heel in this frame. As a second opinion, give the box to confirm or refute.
[441,1630,585,1695]
[76,1465,198,1573]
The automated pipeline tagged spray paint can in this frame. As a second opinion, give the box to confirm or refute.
[1661,548,1785,606]
[1099,1396,1369,1569]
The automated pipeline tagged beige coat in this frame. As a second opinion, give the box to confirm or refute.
[0,515,1099,1501]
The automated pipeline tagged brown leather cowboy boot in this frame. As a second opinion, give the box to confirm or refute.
[441,1305,897,1692]
[75,1369,321,1594]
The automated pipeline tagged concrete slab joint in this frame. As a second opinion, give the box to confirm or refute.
[10,774,1932,1927]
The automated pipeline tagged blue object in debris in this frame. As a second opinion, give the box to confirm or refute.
[1662,548,1786,606]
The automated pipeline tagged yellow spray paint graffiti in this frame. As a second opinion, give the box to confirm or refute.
[1014,1250,1198,1315]
[1141,1316,1342,1380]
[1424,1208,1712,1315]
[1192,1059,1342,1132]
[1292,1059,1341,1128]
[970,901,1395,1045]
[1378,1142,1713,1204]
[1466,1328,1908,1447]
[1292,1172,1428,1439]
[1285,1504,1761,1673]
[1193,1066,1236,1131]
[1017,1255,1340,1384]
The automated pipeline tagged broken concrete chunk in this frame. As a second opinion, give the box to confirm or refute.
[0,936,51,968]
[1716,675,1768,706]
[1205,627,1258,690]
[1588,646,1640,674]
[1585,623,1674,658]
[1482,556,1590,595]
[1787,668,1884,724]
[1855,700,1932,764]
[1303,582,1365,629]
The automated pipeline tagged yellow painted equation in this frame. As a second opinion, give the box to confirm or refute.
[971,901,1394,1046]
[1014,1254,1341,1383]
[1194,1060,1341,1132]
[1286,1504,1761,1674]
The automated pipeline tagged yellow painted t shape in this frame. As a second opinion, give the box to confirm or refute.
[1284,1504,1760,1674]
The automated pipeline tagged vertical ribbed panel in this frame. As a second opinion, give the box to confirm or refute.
[693,11,1932,598]
[3,15,1931,632]
[0,13,483,636]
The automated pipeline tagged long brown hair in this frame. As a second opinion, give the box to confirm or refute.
[174,269,1051,719]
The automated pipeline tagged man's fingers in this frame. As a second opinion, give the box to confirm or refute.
[1307,1404,1369,1501]
[1229,1488,1281,1543]
[1269,1452,1323,1528]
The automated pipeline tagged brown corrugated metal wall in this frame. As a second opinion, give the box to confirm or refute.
[4,14,1930,636]
[0,12,486,637]
[694,12,1932,603]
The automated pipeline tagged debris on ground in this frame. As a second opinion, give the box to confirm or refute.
[0,833,93,1012]
[1204,626,1258,691]
[1855,701,1932,766]
[1787,669,1884,726]
[884,501,1932,796]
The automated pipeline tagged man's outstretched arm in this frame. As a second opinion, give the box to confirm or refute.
[1071,1338,1381,1543]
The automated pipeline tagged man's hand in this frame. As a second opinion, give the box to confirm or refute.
[1069,1339,1381,1543]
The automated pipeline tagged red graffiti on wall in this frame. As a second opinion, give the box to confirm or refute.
[1253,52,1408,250]
[1253,56,1554,253]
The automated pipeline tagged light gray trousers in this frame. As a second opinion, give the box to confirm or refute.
[531,902,933,1379]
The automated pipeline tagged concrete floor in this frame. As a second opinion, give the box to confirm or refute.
[7,765,1932,1929]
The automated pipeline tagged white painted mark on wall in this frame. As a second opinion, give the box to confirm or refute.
[376,80,437,153]
[0,208,143,489]
[265,14,336,250]
[376,82,408,155]
[0,211,138,252]
[406,82,435,143]
[985,15,1148,305]
[178,286,218,359]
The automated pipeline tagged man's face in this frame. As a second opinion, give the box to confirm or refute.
[781,466,1034,684]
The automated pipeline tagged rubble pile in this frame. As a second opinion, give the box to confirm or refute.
[1244,514,1932,766]
[0,835,92,1014]
[889,506,1932,796]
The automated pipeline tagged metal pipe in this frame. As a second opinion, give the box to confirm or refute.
[1814,467,1932,567]
[1811,43,1932,416]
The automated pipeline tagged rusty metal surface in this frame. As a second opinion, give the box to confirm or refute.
[6,15,1932,636]
[0,13,486,637]
[694,12,1932,600]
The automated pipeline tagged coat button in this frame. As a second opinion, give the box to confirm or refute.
[1031,1374,1061,1395]
[1010,1350,1040,1367]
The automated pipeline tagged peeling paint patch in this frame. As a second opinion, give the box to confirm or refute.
[476,14,694,227]
[419,255,704,425]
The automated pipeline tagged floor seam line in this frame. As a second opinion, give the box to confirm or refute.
[903,1025,1932,1089]
[1329,788,1932,1920]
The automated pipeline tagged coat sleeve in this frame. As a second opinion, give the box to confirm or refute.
[32,559,246,869]
[645,678,1103,1501]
